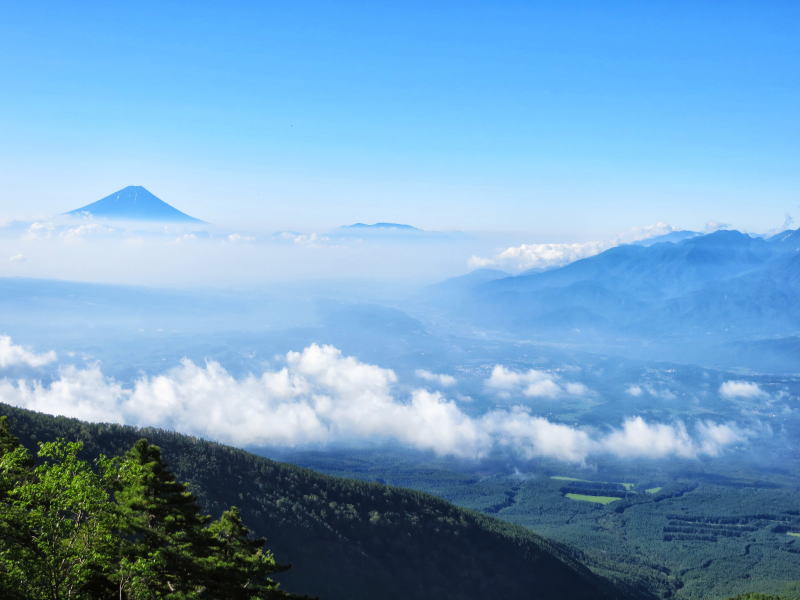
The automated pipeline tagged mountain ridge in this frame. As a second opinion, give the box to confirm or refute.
[430,228,800,357]
[0,402,643,600]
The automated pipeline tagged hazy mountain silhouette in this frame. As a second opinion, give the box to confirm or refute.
[344,222,419,230]
[635,230,700,246]
[66,186,203,222]
[444,228,800,343]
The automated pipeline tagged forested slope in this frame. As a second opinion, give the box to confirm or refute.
[0,403,642,600]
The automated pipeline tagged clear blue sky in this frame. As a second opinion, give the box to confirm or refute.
[0,1,797,235]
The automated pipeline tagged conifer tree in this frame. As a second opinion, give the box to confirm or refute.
[114,439,210,599]
[201,506,292,599]
[0,425,307,600]
[0,415,32,486]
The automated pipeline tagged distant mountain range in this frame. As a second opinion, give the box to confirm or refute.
[66,186,203,223]
[634,229,701,246]
[429,228,800,367]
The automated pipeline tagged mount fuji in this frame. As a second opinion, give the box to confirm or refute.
[66,186,203,223]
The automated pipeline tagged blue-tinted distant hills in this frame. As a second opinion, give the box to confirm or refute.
[331,221,466,241]
[441,228,800,350]
[344,222,419,231]
[65,186,204,223]
[486,230,773,301]
[436,268,509,289]
[634,229,700,246]
[769,228,800,252]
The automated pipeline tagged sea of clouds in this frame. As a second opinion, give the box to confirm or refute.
[0,215,716,286]
[0,336,753,464]
[0,217,484,285]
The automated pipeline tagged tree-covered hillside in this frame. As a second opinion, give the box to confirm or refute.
[0,403,641,600]
[0,418,301,599]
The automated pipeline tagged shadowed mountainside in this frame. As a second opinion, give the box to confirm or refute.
[0,402,645,600]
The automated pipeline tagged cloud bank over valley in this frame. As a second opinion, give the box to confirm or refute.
[0,336,755,464]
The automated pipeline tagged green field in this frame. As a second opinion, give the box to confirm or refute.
[564,493,621,505]
[645,487,663,494]
[552,476,635,491]
[788,532,800,537]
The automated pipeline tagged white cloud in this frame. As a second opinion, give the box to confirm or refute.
[619,222,676,243]
[0,343,748,463]
[468,223,679,273]
[624,383,676,400]
[0,215,485,286]
[0,336,57,369]
[482,408,594,462]
[469,241,610,272]
[273,231,330,246]
[415,369,457,387]
[485,365,589,399]
[227,233,255,243]
[8,253,25,264]
[23,221,55,240]
[705,221,731,232]
[61,223,117,243]
[719,380,766,399]
[564,382,590,396]
[694,421,747,456]
[0,365,124,423]
[173,233,198,244]
[601,417,747,459]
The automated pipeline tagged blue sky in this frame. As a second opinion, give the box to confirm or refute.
[1,1,798,235]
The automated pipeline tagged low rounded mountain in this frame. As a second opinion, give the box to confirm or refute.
[66,185,203,223]
[344,222,419,231]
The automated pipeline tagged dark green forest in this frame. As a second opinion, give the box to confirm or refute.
[277,444,800,600]
[0,403,637,600]
[0,415,305,599]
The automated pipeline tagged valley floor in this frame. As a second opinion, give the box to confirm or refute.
[276,449,800,600]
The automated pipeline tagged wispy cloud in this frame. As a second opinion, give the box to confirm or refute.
[415,369,457,387]
[624,383,676,400]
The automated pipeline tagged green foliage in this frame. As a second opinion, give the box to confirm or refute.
[0,402,634,600]
[202,506,290,600]
[276,445,800,599]
[0,423,302,600]
[724,594,786,600]
[6,440,117,599]
[114,439,211,599]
